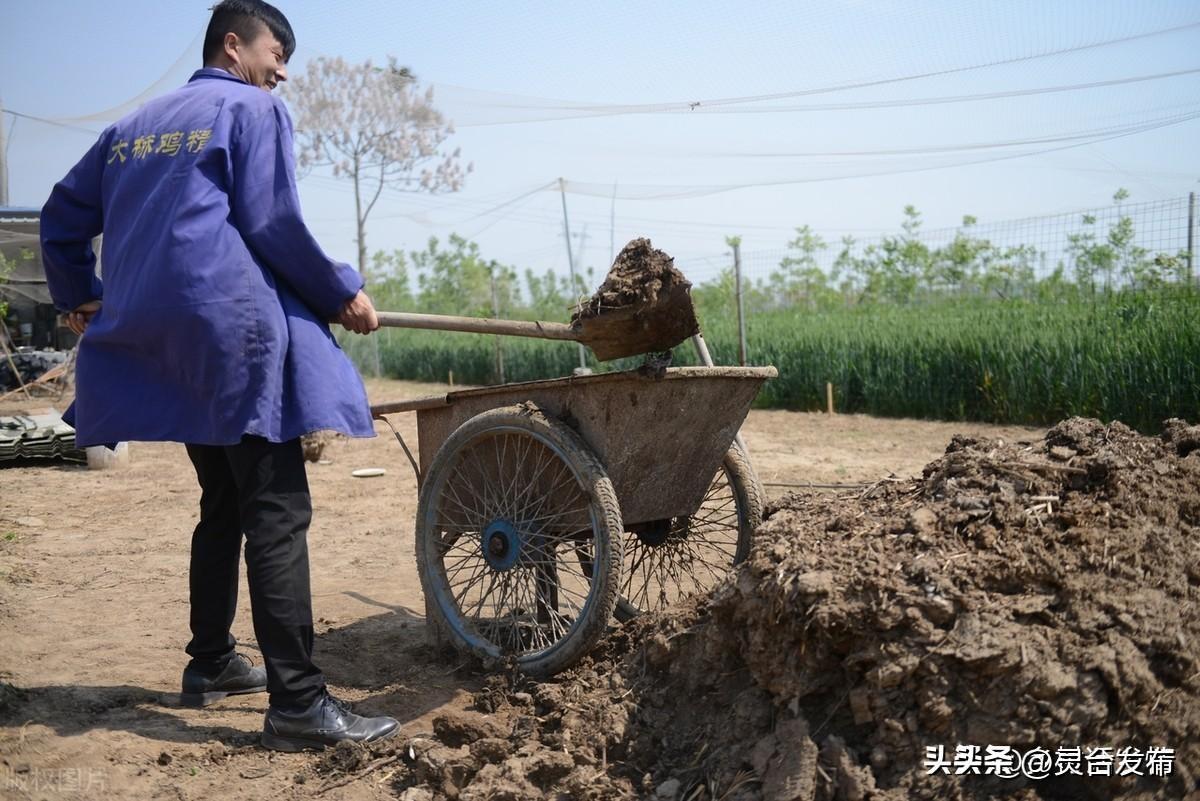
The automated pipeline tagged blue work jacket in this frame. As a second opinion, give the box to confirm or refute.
[40,68,374,447]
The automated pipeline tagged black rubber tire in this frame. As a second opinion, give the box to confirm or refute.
[614,442,764,621]
[414,404,623,678]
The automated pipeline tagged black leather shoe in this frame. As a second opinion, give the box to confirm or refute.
[261,693,399,752]
[180,653,267,708]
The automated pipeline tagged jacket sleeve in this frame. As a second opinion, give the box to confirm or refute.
[229,100,363,319]
[40,132,108,313]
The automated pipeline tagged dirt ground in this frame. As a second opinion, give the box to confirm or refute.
[1,376,1054,800]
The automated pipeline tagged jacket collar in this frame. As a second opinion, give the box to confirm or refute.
[188,67,249,85]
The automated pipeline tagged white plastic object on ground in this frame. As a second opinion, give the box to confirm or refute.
[351,467,386,478]
[86,442,130,470]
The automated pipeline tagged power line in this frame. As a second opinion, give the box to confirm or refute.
[438,66,1200,127]
[714,106,1200,158]
[297,106,1200,237]
[442,20,1200,126]
[690,67,1200,115]
[556,110,1200,200]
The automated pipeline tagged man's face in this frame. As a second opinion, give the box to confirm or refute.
[228,23,288,91]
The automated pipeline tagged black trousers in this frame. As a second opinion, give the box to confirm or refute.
[184,436,324,709]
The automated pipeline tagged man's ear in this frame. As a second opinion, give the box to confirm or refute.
[223,31,241,62]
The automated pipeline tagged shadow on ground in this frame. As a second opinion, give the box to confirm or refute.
[0,597,478,747]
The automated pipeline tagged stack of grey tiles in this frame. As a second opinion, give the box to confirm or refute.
[0,411,86,463]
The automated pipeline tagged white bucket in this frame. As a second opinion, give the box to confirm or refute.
[86,442,130,470]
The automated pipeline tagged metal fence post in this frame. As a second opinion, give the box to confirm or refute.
[733,240,747,366]
[1188,191,1196,288]
[490,266,505,384]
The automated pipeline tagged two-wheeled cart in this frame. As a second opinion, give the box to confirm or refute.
[372,364,775,677]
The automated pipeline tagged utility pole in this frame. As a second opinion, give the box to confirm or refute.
[0,97,10,207]
[558,177,588,372]
[558,227,589,268]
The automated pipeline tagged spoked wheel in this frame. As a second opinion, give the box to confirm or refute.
[615,443,763,621]
[415,405,623,677]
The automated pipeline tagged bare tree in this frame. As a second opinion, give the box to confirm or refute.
[283,56,470,274]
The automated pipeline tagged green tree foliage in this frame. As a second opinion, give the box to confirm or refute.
[769,225,833,308]
[523,268,577,319]
[1063,189,1166,294]
[0,254,13,321]
[365,248,413,311]
[980,243,1038,300]
[408,234,517,317]
[0,248,34,321]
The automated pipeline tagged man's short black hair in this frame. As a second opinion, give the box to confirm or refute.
[203,0,296,64]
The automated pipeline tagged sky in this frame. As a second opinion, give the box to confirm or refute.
[3,0,1199,286]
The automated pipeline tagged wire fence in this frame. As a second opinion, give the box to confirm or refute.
[683,193,1197,292]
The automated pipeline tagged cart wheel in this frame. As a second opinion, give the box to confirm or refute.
[415,404,623,678]
[615,443,763,620]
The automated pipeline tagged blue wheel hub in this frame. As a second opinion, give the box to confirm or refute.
[481,520,521,571]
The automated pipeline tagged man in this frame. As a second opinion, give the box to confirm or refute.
[41,0,399,751]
